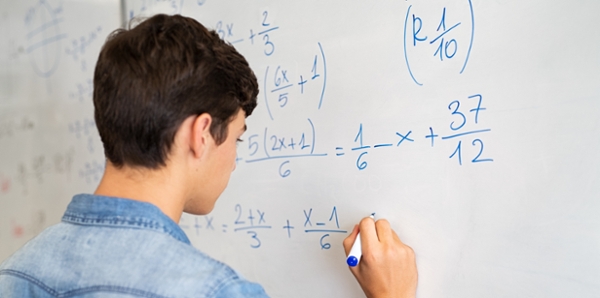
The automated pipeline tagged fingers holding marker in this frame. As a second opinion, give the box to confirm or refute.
[346,214,376,267]
[346,215,410,268]
[374,218,393,243]
[343,224,359,256]
[344,214,419,298]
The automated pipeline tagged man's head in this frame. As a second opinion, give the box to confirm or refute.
[93,14,258,169]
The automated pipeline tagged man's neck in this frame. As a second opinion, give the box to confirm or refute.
[94,162,187,223]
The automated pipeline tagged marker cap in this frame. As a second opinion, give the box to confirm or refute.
[347,256,359,267]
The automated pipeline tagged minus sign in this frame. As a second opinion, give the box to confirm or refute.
[316,223,325,226]
[374,144,393,148]
[230,39,244,44]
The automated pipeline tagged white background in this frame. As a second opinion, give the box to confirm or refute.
[2,1,599,297]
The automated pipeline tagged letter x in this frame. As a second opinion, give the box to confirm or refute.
[257,210,266,224]
[303,209,313,227]
[205,216,214,230]
[396,131,414,146]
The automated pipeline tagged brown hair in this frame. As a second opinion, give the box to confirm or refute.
[93,14,258,169]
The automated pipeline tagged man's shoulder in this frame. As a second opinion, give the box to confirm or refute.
[0,222,268,297]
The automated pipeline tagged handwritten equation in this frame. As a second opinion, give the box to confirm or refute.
[24,0,66,78]
[68,117,97,153]
[0,116,35,140]
[403,1,475,85]
[239,118,327,178]
[68,78,93,102]
[65,26,103,72]
[181,205,347,250]
[16,149,75,195]
[235,93,492,176]
[263,42,327,120]
[78,160,105,184]
[338,93,492,169]
[213,10,281,58]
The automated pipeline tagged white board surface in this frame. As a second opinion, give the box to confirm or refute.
[0,0,120,261]
[3,1,600,297]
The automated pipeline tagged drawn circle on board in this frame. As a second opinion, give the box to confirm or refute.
[25,0,65,78]
[402,0,475,86]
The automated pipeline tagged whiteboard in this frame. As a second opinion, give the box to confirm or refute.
[0,0,120,259]
[4,0,600,297]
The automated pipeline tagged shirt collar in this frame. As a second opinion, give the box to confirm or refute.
[62,193,190,245]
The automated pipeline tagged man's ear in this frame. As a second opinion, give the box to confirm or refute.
[189,113,213,159]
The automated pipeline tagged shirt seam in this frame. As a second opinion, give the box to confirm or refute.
[62,213,188,244]
[205,267,243,297]
[0,269,58,296]
[0,269,170,298]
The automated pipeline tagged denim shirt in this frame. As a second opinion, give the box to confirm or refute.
[0,194,269,298]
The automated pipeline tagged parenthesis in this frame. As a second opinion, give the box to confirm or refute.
[317,42,327,109]
[403,5,423,86]
[308,118,315,155]
[264,66,274,120]
[460,0,475,74]
[263,127,270,157]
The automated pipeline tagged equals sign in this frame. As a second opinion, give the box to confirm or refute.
[336,147,345,156]
[222,224,228,233]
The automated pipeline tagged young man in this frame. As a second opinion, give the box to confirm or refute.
[0,14,417,297]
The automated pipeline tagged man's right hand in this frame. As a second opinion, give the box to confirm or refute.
[343,217,418,298]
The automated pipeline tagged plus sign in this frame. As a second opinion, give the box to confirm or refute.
[194,217,202,236]
[298,75,307,94]
[283,219,294,238]
[425,127,439,147]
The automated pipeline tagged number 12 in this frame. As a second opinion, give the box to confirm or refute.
[449,139,494,165]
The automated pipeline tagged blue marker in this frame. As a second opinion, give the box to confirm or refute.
[346,213,375,267]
